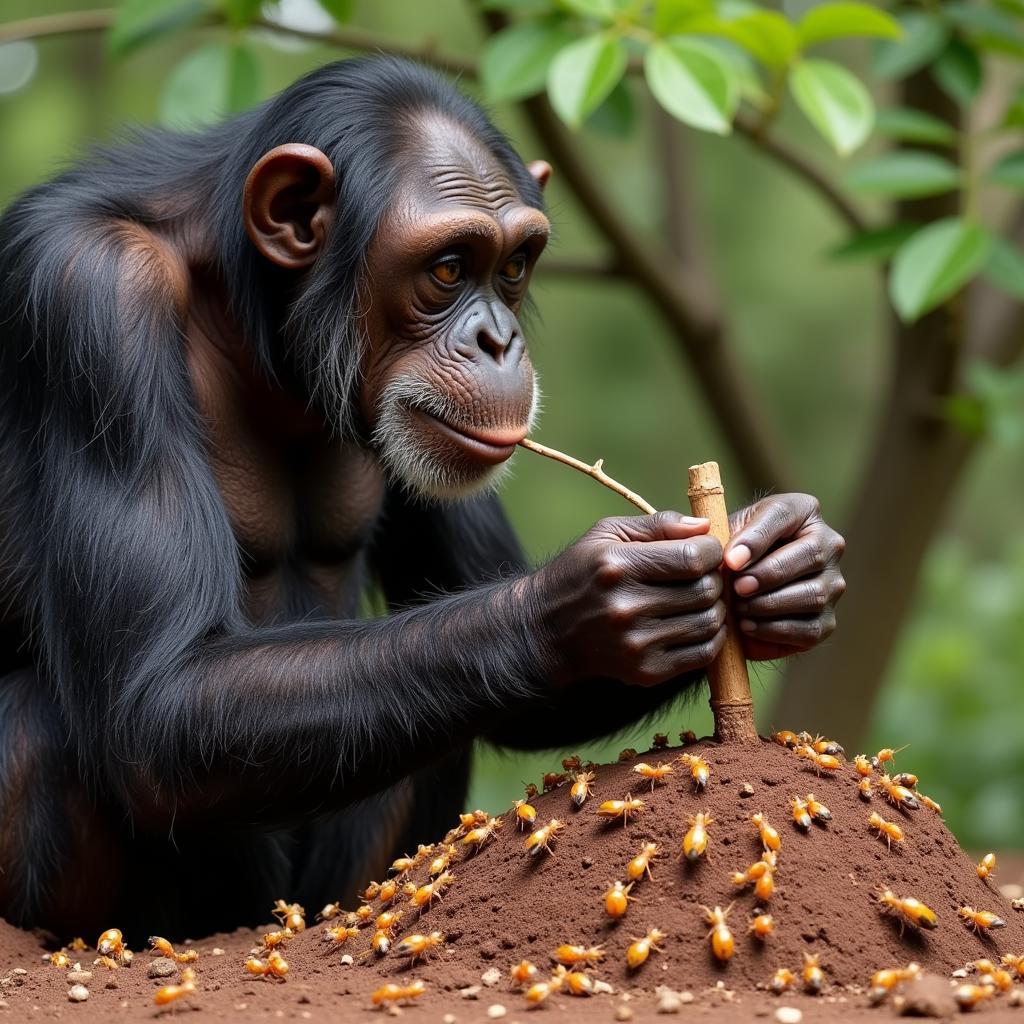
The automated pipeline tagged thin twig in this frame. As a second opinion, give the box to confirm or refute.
[0,8,117,44]
[518,438,656,514]
[734,116,867,234]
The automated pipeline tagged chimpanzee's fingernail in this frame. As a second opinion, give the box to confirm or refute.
[734,575,758,596]
[726,544,752,570]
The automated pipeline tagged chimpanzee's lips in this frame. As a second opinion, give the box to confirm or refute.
[412,409,526,465]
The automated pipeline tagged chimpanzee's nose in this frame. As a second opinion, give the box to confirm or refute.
[469,303,522,366]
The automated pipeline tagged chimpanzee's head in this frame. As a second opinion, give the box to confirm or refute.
[235,57,550,500]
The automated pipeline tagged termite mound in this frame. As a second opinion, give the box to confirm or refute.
[301,737,1024,1006]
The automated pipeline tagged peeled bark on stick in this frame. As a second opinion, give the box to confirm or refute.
[687,461,758,742]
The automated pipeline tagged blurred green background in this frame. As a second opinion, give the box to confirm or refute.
[1,0,1021,850]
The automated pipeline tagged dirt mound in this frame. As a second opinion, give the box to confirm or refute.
[2,737,1023,1020]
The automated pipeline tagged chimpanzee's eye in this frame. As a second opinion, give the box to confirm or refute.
[500,251,527,283]
[430,255,463,287]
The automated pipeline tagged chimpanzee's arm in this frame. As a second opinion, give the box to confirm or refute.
[373,491,704,750]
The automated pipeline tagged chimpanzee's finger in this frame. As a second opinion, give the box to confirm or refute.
[613,535,724,584]
[730,524,845,597]
[722,493,820,572]
[734,568,845,616]
[626,626,727,687]
[626,574,723,618]
[737,612,837,649]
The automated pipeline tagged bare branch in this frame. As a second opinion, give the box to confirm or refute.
[734,117,867,235]
[0,8,479,77]
[0,8,117,44]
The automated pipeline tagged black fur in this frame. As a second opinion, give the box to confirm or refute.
[0,57,693,939]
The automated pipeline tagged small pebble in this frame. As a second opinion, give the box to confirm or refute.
[146,958,177,979]
[340,955,354,966]
[387,1007,402,1018]
[1013,897,1024,911]
[66,970,92,984]
[951,969,969,979]
[679,992,694,1004]
[443,1015,457,1024]
[1009,990,1023,1007]
[212,948,226,956]
[460,985,481,1000]
[615,1006,634,1021]
[234,1004,248,1012]
[774,1008,802,1024]
[740,783,755,797]
[594,980,614,995]
[67,986,89,1003]
[656,993,682,1014]
[481,968,502,988]
[487,1005,507,1019]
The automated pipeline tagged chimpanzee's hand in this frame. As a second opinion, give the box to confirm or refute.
[724,494,845,661]
[530,511,727,687]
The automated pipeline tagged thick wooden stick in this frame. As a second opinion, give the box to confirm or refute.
[687,462,758,743]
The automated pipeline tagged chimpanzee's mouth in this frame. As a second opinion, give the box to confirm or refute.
[412,409,526,465]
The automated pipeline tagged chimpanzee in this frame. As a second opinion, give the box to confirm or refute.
[0,57,845,940]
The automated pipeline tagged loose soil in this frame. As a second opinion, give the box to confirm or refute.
[2,738,1023,1022]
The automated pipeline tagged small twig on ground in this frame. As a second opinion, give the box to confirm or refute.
[518,438,656,514]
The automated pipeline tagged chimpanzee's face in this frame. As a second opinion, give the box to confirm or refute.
[360,122,550,500]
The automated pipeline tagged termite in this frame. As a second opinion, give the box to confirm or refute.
[272,900,306,932]
[958,906,1005,933]
[513,799,537,831]
[632,761,674,791]
[626,928,666,969]
[394,931,444,963]
[524,818,565,857]
[409,871,454,909]
[773,730,799,749]
[805,793,832,822]
[463,816,502,851]
[317,902,342,921]
[428,844,456,877]
[552,943,604,967]
[877,888,937,932]
[977,853,996,879]
[626,841,660,882]
[543,772,568,792]
[874,745,908,770]
[677,752,711,790]
[149,936,198,963]
[245,950,289,980]
[749,914,774,940]
[49,952,72,969]
[751,811,781,852]
[919,793,942,813]
[618,748,638,763]
[682,811,713,862]
[509,960,538,985]
[853,754,873,777]
[794,745,841,775]
[791,795,812,831]
[877,774,920,811]
[97,928,129,963]
[323,925,359,945]
[954,984,994,1010]
[868,811,904,850]
[811,736,844,756]
[858,777,873,800]
[603,880,634,919]
[570,771,596,807]
[154,967,196,1007]
[651,732,669,749]
[702,904,734,962]
[597,795,644,826]
[802,951,824,993]
[371,980,426,1006]
[770,968,795,993]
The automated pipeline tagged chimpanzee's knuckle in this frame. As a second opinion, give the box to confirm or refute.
[691,573,719,607]
[619,631,648,659]
[830,529,847,557]
[605,597,636,628]
[821,611,837,638]
[594,550,625,588]
[807,581,828,610]
[806,618,826,642]
[633,657,667,687]
[832,574,847,600]
[694,636,720,666]
[805,537,827,570]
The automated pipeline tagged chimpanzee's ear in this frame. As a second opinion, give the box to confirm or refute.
[527,160,552,191]
[243,144,336,269]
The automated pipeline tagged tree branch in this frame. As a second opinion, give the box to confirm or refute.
[969,199,1024,369]
[734,117,867,235]
[0,8,478,77]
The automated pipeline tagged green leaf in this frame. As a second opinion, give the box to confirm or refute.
[798,2,901,48]
[683,11,799,67]
[789,58,874,157]
[480,0,554,10]
[315,0,356,22]
[653,0,714,36]
[482,22,575,103]
[1003,87,1024,129]
[945,393,988,437]
[108,0,209,56]
[844,152,961,198]
[644,37,736,134]
[871,11,948,81]
[932,39,982,107]
[547,33,628,130]
[223,0,263,28]
[873,106,957,146]
[159,41,261,128]
[585,78,636,136]
[989,150,1024,190]
[829,223,920,262]
[557,0,623,20]
[944,2,1024,57]
[983,235,1024,300]
[889,219,990,322]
